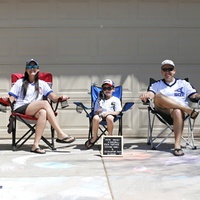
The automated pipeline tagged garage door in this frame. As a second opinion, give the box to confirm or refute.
[0,0,200,138]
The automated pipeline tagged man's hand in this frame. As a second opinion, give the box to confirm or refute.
[140,91,154,103]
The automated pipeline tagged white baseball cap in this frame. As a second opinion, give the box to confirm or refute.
[161,59,175,68]
[102,79,115,87]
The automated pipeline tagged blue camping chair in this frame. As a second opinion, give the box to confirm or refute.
[74,84,134,142]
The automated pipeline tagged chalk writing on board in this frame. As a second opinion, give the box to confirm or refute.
[101,136,123,156]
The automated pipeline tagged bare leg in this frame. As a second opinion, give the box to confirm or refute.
[171,109,184,149]
[91,115,102,142]
[31,109,47,152]
[154,93,193,115]
[106,115,114,135]
[154,94,185,156]
[26,100,75,142]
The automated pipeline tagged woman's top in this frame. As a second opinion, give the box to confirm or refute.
[8,78,53,111]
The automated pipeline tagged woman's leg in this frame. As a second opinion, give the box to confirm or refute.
[31,109,47,153]
[26,100,75,142]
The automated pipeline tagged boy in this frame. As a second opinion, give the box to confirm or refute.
[85,79,122,149]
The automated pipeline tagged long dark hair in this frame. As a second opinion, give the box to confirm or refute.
[21,71,40,99]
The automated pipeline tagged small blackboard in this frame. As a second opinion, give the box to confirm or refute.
[101,136,123,156]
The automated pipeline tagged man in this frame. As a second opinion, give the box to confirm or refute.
[140,59,200,156]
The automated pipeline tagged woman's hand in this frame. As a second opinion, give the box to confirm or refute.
[2,96,9,101]
[59,95,70,101]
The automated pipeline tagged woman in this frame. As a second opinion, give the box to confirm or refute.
[8,59,75,154]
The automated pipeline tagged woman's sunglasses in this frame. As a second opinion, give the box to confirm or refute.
[162,67,174,72]
[26,65,39,69]
[103,86,113,91]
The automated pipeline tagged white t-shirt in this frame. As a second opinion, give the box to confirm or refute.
[94,96,122,115]
[148,78,197,106]
[9,78,53,110]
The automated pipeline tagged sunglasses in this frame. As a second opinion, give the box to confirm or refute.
[162,67,174,72]
[26,65,39,69]
[103,86,113,91]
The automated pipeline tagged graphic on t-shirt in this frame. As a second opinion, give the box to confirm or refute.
[174,87,184,97]
[111,102,116,111]
[39,87,43,94]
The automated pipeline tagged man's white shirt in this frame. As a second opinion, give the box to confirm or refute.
[148,79,197,106]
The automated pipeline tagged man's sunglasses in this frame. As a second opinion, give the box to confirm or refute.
[162,67,174,72]
[26,65,39,69]
[102,86,113,91]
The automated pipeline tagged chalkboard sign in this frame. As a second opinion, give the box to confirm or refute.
[101,136,123,156]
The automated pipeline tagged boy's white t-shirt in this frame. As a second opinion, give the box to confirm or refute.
[94,96,122,115]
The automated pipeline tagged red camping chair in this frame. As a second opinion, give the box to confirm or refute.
[1,72,61,151]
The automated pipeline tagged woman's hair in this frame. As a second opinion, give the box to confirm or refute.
[21,71,40,99]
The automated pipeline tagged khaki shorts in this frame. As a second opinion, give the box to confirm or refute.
[155,106,173,125]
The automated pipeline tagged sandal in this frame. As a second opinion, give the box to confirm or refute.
[56,136,76,143]
[85,137,100,149]
[173,148,184,156]
[30,148,46,154]
[190,109,199,120]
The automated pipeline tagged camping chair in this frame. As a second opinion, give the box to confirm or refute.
[74,84,134,141]
[0,72,62,151]
[145,78,200,150]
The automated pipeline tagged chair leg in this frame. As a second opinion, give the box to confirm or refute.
[88,118,93,139]
[41,136,56,150]
[50,126,56,150]
[12,117,17,151]
[181,118,197,149]
[118,118,122,136]
[12,118,56,151]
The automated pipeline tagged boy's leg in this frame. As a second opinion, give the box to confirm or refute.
[106,115,115,135]
[92,115,101,141]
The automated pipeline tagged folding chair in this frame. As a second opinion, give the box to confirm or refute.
[1,72,61,151]
[145,78,200,150]
[74,84,134,140]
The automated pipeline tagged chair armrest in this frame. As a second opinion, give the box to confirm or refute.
[0,98,10,106]
[73,102,91,109]
[142,98,155,111]
[0,98,10,113]
[73,102,92,114]
[121,102,134,112]
[189,97,200,109]
[189,97,200,103]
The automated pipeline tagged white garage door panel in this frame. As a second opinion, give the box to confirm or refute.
[1,28,200,64]
[1,1,200,28]
[0,0,200,139]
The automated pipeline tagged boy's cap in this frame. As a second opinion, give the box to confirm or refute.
[102,79,115,87]
[26,59,39,66]
[161,59,175,68]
